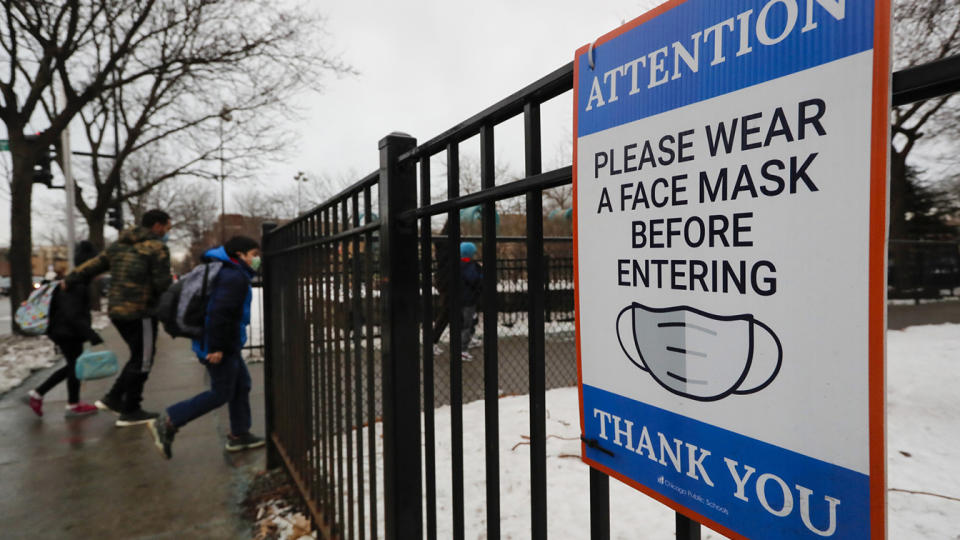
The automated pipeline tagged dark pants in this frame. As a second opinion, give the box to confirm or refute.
[461,304,478,346]
[166,352,252,436]
[36,338,83,404]
[106,317,158,413]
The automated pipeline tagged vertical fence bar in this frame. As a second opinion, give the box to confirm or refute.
[479,123,501,540]
[363,184,378,540]
[296,220,309,502]
[419,155,438,540]
[323,208,337,529]
[262,222,280,469]
[446,141,465,540]
[378,132,422,540]
[524,100,548,540]
[314,214,329,529]
[305,217,317,525]
[589,468,610,540]
[352,194,366,540]
[343,198,356,540]
[334,204,346,537]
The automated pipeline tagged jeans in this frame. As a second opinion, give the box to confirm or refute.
[166,351,252,436]
[36,338,83,404]
[106,317,158,413]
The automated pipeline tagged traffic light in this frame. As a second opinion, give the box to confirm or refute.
[107,204,124,231]
[24,134,55,188]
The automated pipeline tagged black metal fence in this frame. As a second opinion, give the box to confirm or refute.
[888,239,960,301]
[242,279,265,361]
[262,52,960,540]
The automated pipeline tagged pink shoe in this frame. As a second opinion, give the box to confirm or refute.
[65,402,99,418]
[21,392,43,417]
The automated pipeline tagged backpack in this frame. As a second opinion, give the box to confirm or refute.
[14,282,58,335]
[155,262,222,339]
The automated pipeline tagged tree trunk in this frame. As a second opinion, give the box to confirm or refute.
[8,149,35,334]
[87,210,107,251]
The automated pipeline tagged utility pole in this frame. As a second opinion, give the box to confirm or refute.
[61,124,76,272]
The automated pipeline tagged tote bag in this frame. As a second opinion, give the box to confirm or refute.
[75,349,119,381]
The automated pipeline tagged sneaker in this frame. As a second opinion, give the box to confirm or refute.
[468,336,483,348]
[461,351,473,362]
[432,344,444,356]
[115,409,159,427]
[95,395,123,415]
[21,391,43,417]
[225,433,266,452]
[64,402,98,418]
[148,413,177,459]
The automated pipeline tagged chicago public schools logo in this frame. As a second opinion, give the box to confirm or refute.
[617,303,782,401]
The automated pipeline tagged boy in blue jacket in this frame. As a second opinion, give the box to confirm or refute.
[148,235,263,458]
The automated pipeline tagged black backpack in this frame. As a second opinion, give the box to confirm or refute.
[155,262,222,338]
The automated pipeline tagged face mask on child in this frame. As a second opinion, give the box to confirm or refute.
[250,256,262,271]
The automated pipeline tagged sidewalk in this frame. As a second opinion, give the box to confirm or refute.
[0,321,265,539]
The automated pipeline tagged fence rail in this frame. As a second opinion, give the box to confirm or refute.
[262,52,960,540]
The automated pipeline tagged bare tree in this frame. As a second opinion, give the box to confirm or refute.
[122,152,219,251]
[891,0,960,238]
[0,1,350,328]
[68,1,352,249]
[234,172,342,221]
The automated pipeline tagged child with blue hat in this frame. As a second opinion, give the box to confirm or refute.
[459,242,482,361]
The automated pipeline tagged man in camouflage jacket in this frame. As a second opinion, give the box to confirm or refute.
[65,209,173,426]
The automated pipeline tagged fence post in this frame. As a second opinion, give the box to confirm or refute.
[261,221,280,470]
[676,513,701,539]
[589,468,610,540]
[378,132,423,540]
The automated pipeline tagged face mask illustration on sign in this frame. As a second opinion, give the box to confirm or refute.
[616,303,782,401]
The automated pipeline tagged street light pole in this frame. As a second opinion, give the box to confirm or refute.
[294,171,307,216]
[218,106,233,242]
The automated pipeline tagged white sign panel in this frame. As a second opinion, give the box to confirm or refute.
[574,1,889,538]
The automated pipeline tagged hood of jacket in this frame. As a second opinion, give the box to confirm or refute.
[118,225,161,245]
[202,246,256,279]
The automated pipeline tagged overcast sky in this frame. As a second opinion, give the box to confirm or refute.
[2,0,956,248]
[1,0,663,247]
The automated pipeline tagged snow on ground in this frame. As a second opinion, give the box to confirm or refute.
[0,312,112,395]
[259,324,960,539]
[0,334,59,395]
[886,324,960,540]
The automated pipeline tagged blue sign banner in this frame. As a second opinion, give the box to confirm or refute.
[576,0,875,137]
[582,385,869,539]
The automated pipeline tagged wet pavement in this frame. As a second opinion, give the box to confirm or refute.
[0,323,265,539]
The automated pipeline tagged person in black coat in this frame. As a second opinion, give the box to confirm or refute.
[459,242,483,361]
[23,241,103,418]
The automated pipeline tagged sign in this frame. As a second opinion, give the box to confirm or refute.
[574,1,889,538]
[0,139,8,151]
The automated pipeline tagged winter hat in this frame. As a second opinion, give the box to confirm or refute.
[460,242,478,259]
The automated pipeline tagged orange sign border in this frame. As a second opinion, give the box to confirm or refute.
[572,2,891,538]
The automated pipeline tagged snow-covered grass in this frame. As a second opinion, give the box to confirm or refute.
[259,323,960,539]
